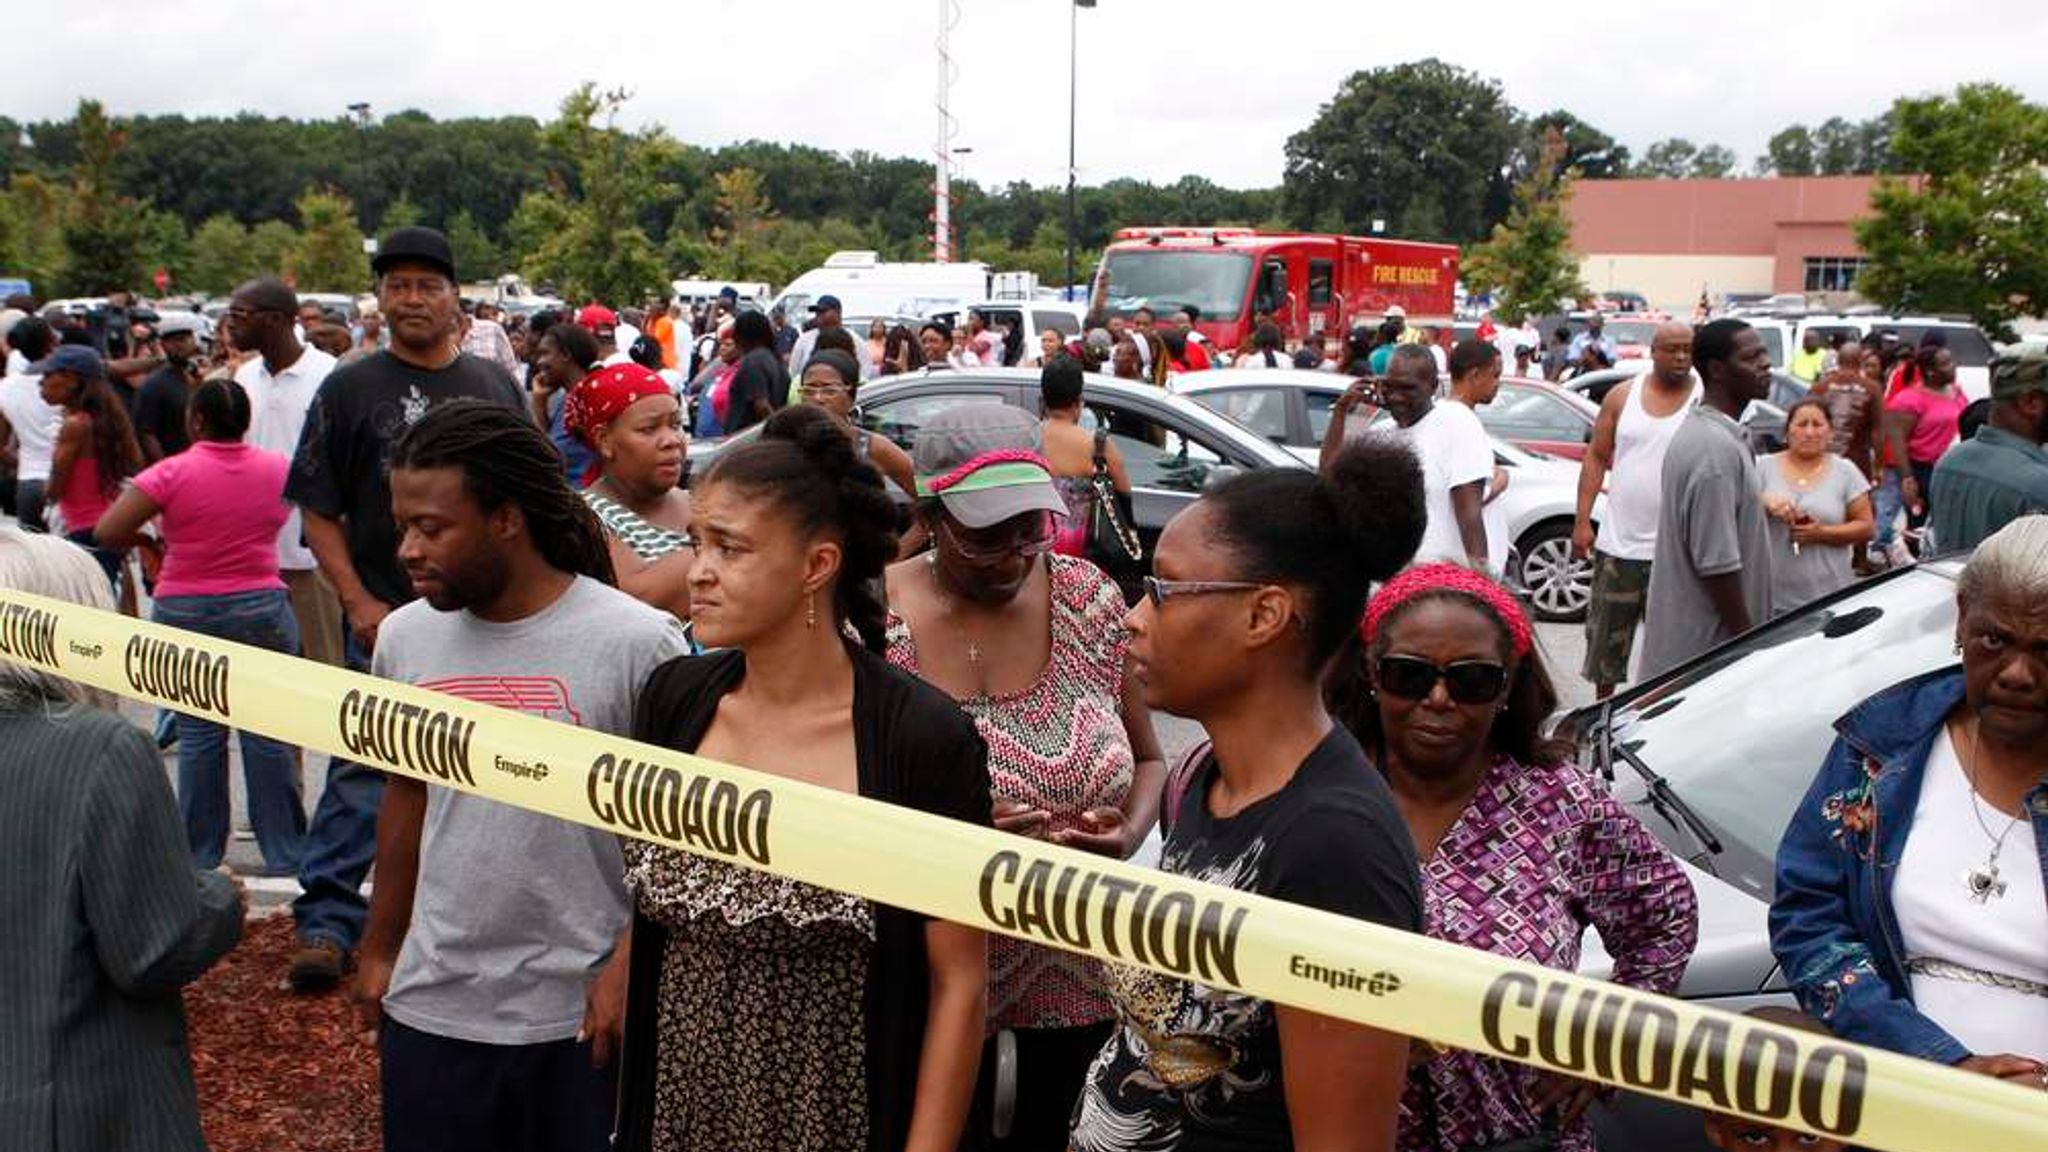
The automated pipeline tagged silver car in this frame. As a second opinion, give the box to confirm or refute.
[1173,371,1604,622]
[1567,559,1964,1150]
[688,367,1305,553]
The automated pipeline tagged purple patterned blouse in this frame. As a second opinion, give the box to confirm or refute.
[1398,756,1698,1152]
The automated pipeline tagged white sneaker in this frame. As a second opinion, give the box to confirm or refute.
[1886,540,1915,568]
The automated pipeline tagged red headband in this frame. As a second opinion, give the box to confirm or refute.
[564,363,671,448]
[919,449,1054,495]
[1362,563,1534,658]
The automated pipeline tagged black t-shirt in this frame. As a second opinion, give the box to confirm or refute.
[133,364,193,458]
[722,346,788,434]
[284,350,524,611]
[1072,725,1422,1152]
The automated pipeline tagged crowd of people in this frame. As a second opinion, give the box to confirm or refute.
[0,224,2042,1152]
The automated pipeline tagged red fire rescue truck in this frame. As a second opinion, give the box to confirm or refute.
[1090,227,1460,354]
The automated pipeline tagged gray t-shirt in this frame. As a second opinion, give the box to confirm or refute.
[1640,407,1774,680]
[1759,453,1869,618]
[376,575,691,1045]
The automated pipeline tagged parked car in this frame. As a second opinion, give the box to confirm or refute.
[1564,557,1966,1152]
[1172,371,1602,621]
[1559,362,1791,452]
[689,367,1303,558]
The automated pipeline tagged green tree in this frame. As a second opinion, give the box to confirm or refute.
[294,187,367,291]
[703,167,779,281]
[1637,137,1737,179]
[58,99,152,296]
[186,214,256,295]
[375,193,423,237]
[140,206,191,291]
[1856,84,2048,340]
[0,172,70,290]
[520,85,672,304]
[1522,110,1631,179]
[1461,129,1590,322]
[1764,126,1817,176]
[249,220,299,281]
[1282,59,1522,243]
[446,209,501,280]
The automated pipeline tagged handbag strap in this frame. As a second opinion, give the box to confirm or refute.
[1092,427,1109,477]
[1159,738,1212,836]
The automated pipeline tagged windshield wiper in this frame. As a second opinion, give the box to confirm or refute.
[1588,705,1725,868]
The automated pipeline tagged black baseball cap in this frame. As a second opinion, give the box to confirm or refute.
[372,226,457,282]
[810,294,843,314]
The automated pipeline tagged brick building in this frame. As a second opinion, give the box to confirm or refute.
[1565,176,1892,313]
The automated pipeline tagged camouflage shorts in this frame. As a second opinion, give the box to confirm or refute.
[1582,552,1652,687]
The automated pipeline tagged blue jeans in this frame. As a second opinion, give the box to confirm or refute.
[153,590,308,873]
[1872,469,1902,549]
[292,621,384,951]
[64,528,122,593]
[14,479,47,532]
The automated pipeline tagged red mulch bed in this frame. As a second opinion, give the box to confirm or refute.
[185,914,381,1152]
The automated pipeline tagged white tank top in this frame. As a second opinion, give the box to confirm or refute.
[1594,375,1700,561]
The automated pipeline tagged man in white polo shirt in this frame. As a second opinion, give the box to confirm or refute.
[229,277,344,669]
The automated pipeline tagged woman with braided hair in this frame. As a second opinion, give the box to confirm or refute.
[618,403,992,1152]
[1340,562,1697,1152]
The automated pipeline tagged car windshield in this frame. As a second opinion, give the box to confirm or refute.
[1605,321,1660,346]
[1584,564,1960,898]
[1102,250,1253,322]
[1889,325,1994,368]
[1754,326,1787,366]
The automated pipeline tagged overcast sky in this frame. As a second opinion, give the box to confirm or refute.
[14,1,2046,190]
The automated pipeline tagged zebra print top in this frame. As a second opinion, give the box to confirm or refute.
[583,489,692,561]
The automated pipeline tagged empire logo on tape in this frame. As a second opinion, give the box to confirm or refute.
[4,589,2042,1152]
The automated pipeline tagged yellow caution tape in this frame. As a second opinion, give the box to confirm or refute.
[3,588,2043,1152]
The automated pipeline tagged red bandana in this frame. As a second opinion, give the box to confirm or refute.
[564,363,670,448]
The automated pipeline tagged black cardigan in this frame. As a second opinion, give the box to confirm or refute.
[614,644,992,1152]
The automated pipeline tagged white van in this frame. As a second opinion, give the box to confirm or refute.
[769,252,990,321]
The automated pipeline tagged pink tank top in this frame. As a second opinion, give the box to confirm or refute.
[57,453,113,533]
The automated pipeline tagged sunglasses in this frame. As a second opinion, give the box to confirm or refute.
[1140,576,1265,608]
[939,513,1058,564]
[1374,655,1509,705]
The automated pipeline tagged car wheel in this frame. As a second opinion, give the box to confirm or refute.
[1516,521,1592,623]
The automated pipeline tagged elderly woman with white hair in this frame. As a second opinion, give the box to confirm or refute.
[0,528,247,1150]
[1772,514,2048,1090]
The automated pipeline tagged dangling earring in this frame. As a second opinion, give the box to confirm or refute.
[806,591,818,630]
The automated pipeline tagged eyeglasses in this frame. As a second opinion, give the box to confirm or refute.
[1141,576,1266,608]
[798,383,851,399]
[1374,655,1508,705]
[939,513,1058,563]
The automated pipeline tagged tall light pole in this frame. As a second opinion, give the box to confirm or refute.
[1066,1,1094,301]
[952,146,974,262]
[347,102,372,232]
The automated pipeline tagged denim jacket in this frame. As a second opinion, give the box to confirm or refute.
[1769,666,2048,1064]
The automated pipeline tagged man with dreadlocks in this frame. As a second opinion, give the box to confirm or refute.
[350,400,689,1152]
